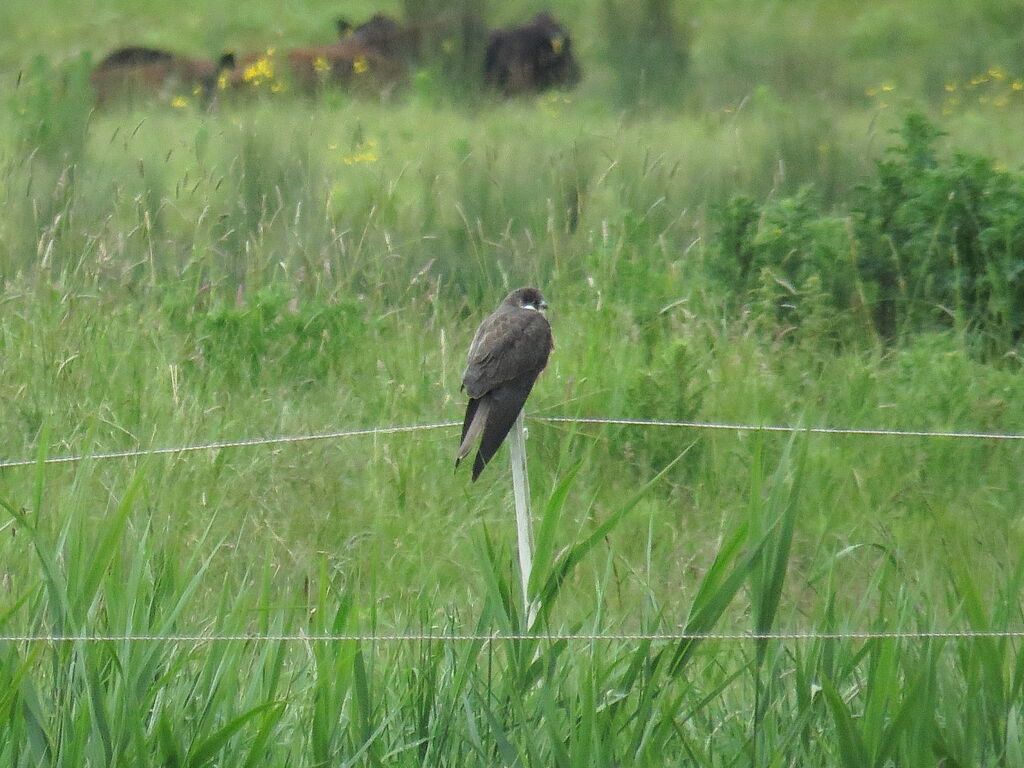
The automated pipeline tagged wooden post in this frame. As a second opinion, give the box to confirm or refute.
[508,410,537,629]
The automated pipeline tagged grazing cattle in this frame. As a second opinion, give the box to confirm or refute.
[340,10,488,72]
[285,39,407,94]
[348,13,420,60]
[91,46,235,106]
[484,12,581,95]
[222,39,405,97]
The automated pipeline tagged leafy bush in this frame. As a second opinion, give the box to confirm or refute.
[853,113,1024,343]
[709,187,858,339]
[710,113,1024,351]
[166,287,364,385]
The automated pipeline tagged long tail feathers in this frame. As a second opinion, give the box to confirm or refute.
[457,374,539,481]
[470,376,535,481]
[456,397,489,467]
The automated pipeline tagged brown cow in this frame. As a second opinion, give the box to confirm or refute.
[225,39,405,97]
[484,13,581,95]
[285,38,407,94]
[91,46,235,106]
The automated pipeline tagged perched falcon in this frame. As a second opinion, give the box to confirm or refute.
[457,287,554,481]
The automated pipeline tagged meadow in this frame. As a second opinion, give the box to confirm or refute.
[2,0,1024,765]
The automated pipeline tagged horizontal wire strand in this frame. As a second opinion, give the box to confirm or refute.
[0,630,1021,644]
[2,416,1023,470]
[534,416,1024,440]
[0,421,460,469]
[1,417,1020,646]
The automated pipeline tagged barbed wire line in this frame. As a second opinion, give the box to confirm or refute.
[533,416,1024,441]
[0,422,460,469]
[2,415,1023,471]
[0,629,1022,644]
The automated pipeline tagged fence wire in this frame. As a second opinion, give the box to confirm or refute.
[0,629,1021,644]
[2,415,1023,470]
[3,415,1021,647]
[0,421,460,469]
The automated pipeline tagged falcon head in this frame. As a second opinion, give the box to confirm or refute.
[505,286,548,312]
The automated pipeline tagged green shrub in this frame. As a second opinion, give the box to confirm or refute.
[709,186,858,340]
[853,113,1024,344]
[710,113,1024,351]
[166,286,364,385]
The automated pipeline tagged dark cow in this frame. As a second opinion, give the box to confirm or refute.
[91,46,235,106]
[484,13,581,95]
[337,10,488,73]
[348,13,420,60]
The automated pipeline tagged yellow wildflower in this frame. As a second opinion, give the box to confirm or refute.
[170,95,189,108]
[1013,81,1024,91]
[988,67,1005,80]
[944,82,957,92]
[217,73,229,90]
[243,56,274,85]
[343,149,378,164]
[994,95,1009,107]
[970,73,988,86]
[342,139,378,164]
[353,56,368,74]
[313,56,330,74]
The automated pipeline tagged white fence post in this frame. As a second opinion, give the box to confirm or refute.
[508,410,537,629]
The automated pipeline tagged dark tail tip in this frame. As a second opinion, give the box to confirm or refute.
[471,452,486,481]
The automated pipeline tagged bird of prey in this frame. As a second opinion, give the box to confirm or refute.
[457,287,553,481]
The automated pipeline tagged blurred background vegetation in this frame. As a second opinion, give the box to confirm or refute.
[3,0,1024,765]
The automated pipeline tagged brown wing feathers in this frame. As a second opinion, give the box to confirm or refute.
[470,371,542,480]
[457,288,552,481]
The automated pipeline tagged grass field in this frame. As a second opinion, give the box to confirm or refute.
[2,0,1024,765]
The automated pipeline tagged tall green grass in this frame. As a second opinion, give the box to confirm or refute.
[2,0,1024,764]
[1,436,1022,765]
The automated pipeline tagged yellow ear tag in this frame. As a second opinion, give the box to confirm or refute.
[551,37,564,54]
